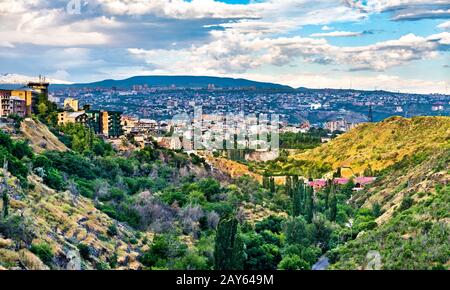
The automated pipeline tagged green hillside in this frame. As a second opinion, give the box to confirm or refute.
[292,116,450,176]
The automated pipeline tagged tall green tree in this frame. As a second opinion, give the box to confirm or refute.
[292,175,299,190]
[292,180,304,217]
[214,217,245,270]
[305,186,314,223]
[269,177,276,194]
[329,188,337,222]
[262,176,270,189]
[2,191,9,218]
[285,176,292,197]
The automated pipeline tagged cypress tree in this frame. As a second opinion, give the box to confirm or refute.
[2,191,9,219]
[305,186,314,223]
[292,175,299,190]
[269,177,276,194]
[285,176,292,197]
[329,187,337,222]
[214,217,245,270]
[324,180,332,209]
[263,176,270,189]
[292,180,304,217]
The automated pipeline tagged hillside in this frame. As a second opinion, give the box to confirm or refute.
[291,116,450,176]
[20,118,69,153]
[329,148,450,269]
[51,75,292,90]
[0,173,150,270]
[1,116,448,270]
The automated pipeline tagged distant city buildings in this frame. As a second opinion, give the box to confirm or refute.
[58,98,124,138]
[64,97,79,111]
[324,118,359,132]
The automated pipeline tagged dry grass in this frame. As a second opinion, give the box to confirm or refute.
[292,116,450,175]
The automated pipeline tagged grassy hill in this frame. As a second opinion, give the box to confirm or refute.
[291,116,450,176]
[329,148,450,269]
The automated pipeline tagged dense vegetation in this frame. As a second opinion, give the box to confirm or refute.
[279,128,332,150]
[1,114,449,270]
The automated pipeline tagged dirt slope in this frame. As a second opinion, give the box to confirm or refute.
[20,118,68,153]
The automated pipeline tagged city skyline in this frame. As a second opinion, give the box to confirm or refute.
[0,0,449,94]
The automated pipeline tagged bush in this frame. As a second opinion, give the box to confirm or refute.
[77,243,91,260]
[0,215,34,245]
[278,255,310,270]
[107,224,118,236]
[30,243,54,266]
[399,196,414,211]
[43,168,65,190]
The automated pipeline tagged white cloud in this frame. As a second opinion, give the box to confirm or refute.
[310,31,363,37]
[438,20,450,30]
[240,72,449,94]
[129,31,450,73]
[0,7,111,46]
[344,0,450,20]
[95,0,262,18]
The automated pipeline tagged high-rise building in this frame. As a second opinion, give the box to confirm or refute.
[11,89,35,115]
[101,111,123,138]
[0,90,11,117]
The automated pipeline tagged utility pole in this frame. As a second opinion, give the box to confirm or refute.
[368,105,373,123]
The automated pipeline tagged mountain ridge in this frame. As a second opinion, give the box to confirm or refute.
[49,75,293,90]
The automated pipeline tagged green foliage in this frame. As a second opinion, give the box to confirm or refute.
[214,217,245,270]
[30,243,54,266]
[283,216,312,247]
[331,185,450,269]
[279,128,330,150]
[0,131,32,179]
[278,255,310,270]
[107,223,118,236]
[399,195,414,212]
[255,216,284,234]
[329,189,337,222]
[77,243,91,260]
[59,123,112,156]
[43,168,65,190]
[2,192,9,218]
[0,215,34,245]
[139,234,187,269]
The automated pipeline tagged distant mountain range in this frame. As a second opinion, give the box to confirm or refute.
[1,74,445,95]
[49,75,293,90]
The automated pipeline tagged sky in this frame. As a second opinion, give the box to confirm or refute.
[0,0,449,93]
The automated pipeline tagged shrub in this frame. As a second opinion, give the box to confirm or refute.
[107,224,118,236]
[399,196,414,211]
[43,168,65,190]
[278,255,310,270]
[30,243,54,266]
[77,243,91,260]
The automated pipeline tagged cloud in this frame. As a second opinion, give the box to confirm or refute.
[344,0,450,21]
[310,31,364,37]
[321,25,334,31]
[438,20,450,29]
[93,0,262,19]
[0,0,448,93]
[129,31,450,73]
[240,72,449,94]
